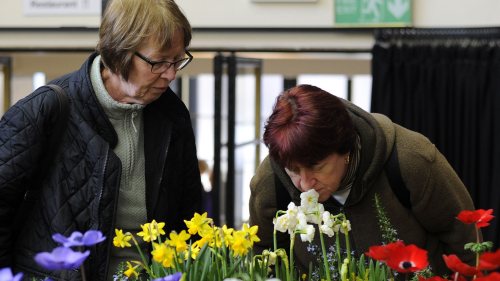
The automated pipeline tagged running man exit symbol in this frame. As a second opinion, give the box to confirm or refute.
[335,0,411,27]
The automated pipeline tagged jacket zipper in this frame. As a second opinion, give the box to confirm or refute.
[101,148,118,281]
[131,110,138,133]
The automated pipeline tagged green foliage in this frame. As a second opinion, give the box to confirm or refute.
[114,262,128,281]
[464,241,494,254]
[373,194,398,245]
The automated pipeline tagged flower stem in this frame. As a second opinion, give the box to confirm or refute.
[336,232,342,274]
[78,246,87,281]
[290,233,295,281]
[80,263,87,281]
[274,212,279,252]
[127,233,153,278]
[343,226,351,262]
[319,230,332,281]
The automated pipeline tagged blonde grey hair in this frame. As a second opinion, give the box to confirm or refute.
[96,0,192,80]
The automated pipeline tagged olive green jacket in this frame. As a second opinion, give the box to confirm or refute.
[249,99,477,276]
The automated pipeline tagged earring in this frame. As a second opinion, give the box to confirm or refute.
[345,155,350,165]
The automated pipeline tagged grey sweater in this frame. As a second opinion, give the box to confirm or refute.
[90,56,149,280]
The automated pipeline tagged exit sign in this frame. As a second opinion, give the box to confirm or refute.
[335,0,411,27]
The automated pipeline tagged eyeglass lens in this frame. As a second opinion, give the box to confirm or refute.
[151,58,191,74]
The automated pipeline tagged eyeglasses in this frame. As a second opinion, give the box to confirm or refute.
[134,50,193,74]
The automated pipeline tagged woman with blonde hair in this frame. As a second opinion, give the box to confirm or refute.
[0,0,202,280]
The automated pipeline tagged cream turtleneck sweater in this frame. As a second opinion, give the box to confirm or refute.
[90,55,149,280]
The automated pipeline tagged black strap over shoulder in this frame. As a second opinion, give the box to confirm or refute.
[384,144,411,209]
[24,84,70,200]
[13,85,69,235]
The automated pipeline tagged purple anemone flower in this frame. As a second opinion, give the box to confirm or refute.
[0,267,23,281]
[34,247,90,270]
[52,230,106,247]
[152,272,183,281]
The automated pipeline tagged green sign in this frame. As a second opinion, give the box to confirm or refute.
[335,0,411,27]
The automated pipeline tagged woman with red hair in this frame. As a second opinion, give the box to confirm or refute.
[249,84,477,276]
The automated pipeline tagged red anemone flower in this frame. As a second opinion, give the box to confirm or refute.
[479,248,500,271]
[384,241,429,273]
[474,272,500,281]
[442,254,483,277]
[456,209,495,228]
[365,245,390,262]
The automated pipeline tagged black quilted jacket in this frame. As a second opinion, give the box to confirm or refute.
[0,53,203,280]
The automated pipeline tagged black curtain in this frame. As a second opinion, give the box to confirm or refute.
[371,28,500,249]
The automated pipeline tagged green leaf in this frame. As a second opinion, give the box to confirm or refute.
[368,259,375,281]
[184,245,193,274]
[199,248,212,281]
[358,255,366,279]
[350,256,357,277]
[379,265,386,281]
[226,256,245,277]
[464,242,475,250]
[483,241,494,250]
[309,261,313,281]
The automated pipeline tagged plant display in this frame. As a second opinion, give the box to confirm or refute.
[1,192,498,281]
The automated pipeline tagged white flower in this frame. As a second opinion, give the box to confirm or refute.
[296,212,308,230]
[320,224,335,237]
[299,201,324,225]
[323,211,334,227]
[339,220,351,234]
[333,223,341,233]
[300,225,315,242]
[274,214,289,233]
[300,189,319,211]
[286,202,299,230]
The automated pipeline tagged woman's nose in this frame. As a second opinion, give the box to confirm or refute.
[299,171,316,191]
[161,66,176,81]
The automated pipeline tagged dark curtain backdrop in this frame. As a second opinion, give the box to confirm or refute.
[371,28,500,249]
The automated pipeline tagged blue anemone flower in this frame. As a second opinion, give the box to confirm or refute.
[152,272,183,281]
[52,230,106,247]
[34,247,90,270]
[0,267,23,281]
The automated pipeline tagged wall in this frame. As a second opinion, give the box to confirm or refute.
[176,0,500,28]
[0,0,100,28]
[2,0,500,29]
[1,0,500,51]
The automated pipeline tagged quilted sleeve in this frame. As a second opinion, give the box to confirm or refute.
[0,89,60,267]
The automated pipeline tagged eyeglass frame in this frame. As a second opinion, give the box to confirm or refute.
[134,50,193,74]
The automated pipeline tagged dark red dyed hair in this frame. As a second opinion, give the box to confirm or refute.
[263,84,357,169]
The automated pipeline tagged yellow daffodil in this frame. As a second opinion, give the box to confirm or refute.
[113,229,132,248]
[124,261,139,278]
[242,223,260,245]
[184,212,212,236]
[152,242,176,268]
[192,230,214,249]
[229,230,252,257]
[166,230,191,252]
[184,244,201,260]
[137,220,166,242]
[216,225,234,248]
